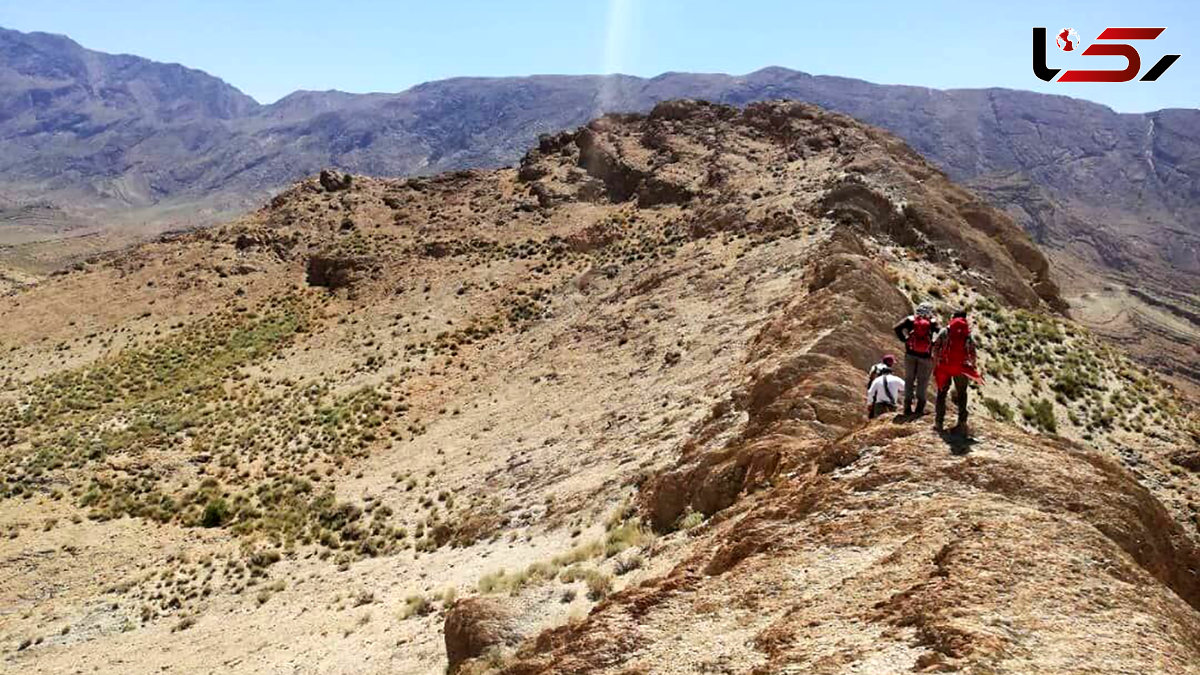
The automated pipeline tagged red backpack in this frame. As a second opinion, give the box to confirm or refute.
[940,317,971,366]
[907,316,933,355]
[934,317,983,388]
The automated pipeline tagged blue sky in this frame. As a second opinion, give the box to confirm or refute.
[2,0,1195,112]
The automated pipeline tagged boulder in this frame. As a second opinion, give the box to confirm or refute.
[444,597,519,672]
[319,168,352,192]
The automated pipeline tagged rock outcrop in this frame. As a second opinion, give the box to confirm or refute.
[305,251,377,289]
[318,169,353,193]
[444,598,521,672]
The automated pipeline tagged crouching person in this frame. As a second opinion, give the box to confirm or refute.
[867,354,897,389]
[867,364,905,419]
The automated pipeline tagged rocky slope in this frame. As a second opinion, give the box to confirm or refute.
[0,100,1196,674]
[1,26,1196,386]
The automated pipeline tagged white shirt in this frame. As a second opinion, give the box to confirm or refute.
[867,374,905,406]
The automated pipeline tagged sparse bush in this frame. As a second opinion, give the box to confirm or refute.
[585,571,613,600]
[1021,398,1057,433]
[399,595,430,619]
[603,519,649,556]
[201,498,229,528]
[614,553,644,576]
[982,397,1013,422]
[677,509,704,531]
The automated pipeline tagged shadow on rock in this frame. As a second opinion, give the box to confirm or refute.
[938,429,979,455]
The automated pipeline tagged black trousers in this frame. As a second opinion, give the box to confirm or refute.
[869,402,896,419]
[935,375,968,429]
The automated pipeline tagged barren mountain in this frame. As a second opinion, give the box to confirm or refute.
[1,100,1196,674]
[0,26,1196,385]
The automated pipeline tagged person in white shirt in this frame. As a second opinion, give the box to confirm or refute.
[866,354,897,389]
[867,366,906,419]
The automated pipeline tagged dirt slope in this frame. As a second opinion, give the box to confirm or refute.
[0,101,1196,674]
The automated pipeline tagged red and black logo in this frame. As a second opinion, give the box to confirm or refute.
[1033,27,1180,82]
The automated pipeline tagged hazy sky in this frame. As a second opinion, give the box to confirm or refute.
[2,0,1195,112]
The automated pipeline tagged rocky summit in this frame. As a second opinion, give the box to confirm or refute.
[1,100,1197,674]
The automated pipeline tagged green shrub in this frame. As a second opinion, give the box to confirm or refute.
[201,498,229,528]
[981,397,1013,422]
[677,509,704,531]
[399,595,430,619]
[1021,398,1057,433]
[1051,369,1089,402]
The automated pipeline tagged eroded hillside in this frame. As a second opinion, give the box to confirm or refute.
[0,101,1196,674]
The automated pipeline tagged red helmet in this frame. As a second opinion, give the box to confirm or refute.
[882,354,896,366]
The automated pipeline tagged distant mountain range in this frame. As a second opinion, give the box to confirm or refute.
[0,26,1196,380]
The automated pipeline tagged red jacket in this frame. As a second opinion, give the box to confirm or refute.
[933,317,984,390]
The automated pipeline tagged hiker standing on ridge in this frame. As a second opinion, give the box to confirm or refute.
[867,364,905,419]
[867,354,896,389]
[893,303,939,416]
[933,310,984,434]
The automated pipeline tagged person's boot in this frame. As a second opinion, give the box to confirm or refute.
[949,407,968,436]
[950,410,969,437]
[914,402,926,417]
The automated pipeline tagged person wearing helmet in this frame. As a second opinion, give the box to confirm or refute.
[893,303,940,416]
[867,353,896,389]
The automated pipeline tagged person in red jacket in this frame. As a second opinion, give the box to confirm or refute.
[932,310,984,434]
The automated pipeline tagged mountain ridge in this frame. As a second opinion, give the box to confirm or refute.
[0,26,1197,384]
[6,27,1179,116]
[2,99,1196,674]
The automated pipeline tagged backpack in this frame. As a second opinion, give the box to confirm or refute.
[940,317,972,366]
[907,316,933,355]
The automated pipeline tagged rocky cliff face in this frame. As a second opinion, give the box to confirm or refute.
[1,100,1195,674]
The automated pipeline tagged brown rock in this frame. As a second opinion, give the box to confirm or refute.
[444,597,519,672]
[305,252,377,289]
[319,168,352,192]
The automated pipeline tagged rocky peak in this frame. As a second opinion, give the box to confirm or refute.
[512,99,1064,313]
